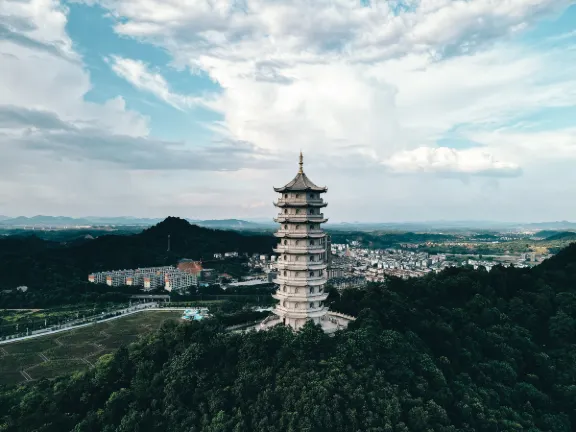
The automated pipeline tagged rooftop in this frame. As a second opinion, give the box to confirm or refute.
[274,152,327,193]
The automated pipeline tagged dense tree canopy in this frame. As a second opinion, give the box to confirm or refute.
[2,244,576,431]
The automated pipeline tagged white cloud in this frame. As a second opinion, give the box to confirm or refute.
[97,0,576,170]
[107,55,209,111]
[4,0,576,220]
[0,0,276,218]
[382,146,521,177]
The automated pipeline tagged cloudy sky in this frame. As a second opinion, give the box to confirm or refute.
[1,0,576,222]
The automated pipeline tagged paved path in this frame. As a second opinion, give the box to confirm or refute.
[20,370,32,381]
[39,353,49,362]
[0,347,8,356]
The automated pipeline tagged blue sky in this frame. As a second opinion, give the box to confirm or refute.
[1,0,576,222]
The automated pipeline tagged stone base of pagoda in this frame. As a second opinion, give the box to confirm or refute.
[257,311,355,334]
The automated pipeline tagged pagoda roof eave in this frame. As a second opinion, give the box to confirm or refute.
[274,186,328,193]
[274,171,327,193]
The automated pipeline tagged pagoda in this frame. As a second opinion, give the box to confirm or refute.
[259,152,355,333]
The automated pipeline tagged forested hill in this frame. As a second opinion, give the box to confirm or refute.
[0,217,275,290]
[2,244,576,431]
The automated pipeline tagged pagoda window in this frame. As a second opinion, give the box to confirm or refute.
[295,209,300,214]
[284,224,288,229]
[310,240,315,245]
[284,240,287,245]
[296,194,300,198]
[296,240,300,245]
[309,302,314,308]
[284,194,288,199]
[310,271,314,277]
[284,209,287,214]
[283,271,287,276]
[296,225,300,230]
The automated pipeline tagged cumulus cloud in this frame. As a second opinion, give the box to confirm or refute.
[382,146,522,177]
[97,0,576,175]
[4,0,576,220]
[107,56,209,111]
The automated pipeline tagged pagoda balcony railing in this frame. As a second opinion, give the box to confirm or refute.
[273,245,326,254]
[273,230,325,238]
[276,198,325,205]
[273,276,325,286]
[274,214,326,223]
[274,305,328,318]
[272,291,329,302]
[275,261,326,270]
[274,199,327,208]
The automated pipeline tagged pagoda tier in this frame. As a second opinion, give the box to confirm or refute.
[274,200,328,208]
[273,307,328,320]
[272,290,329,301]
[273,232,326,240]
[274,262,327,271]
[274,216,328,224]
[273,246,326,254]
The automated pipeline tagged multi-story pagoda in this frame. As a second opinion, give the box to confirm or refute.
[259,152,355,333]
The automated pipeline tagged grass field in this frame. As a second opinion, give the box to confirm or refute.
[0,310,182,386]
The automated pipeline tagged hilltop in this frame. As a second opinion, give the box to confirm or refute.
[0,217,275,293]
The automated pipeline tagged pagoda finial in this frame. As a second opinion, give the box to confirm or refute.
[299,150,304,174]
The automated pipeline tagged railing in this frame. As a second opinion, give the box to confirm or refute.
[274,229,325,236]
[275,262,327,270]
[274,214,326,221]
[273,245,326,253]
[327,311,356,321]
[273,276,326,286]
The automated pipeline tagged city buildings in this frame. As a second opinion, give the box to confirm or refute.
[328,244,548,282]
[88,266,197,293]
[259,153,355,333]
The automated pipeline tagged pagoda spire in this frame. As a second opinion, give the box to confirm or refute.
[299,151,304,173]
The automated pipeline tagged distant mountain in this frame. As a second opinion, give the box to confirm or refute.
[524,221,576,230]
[0,215,94,227]
[0,217,276,290]
[534,230,574,239]
[0,215,264,229]
[191,219,260,229]
[83,217,164,226]
[540,231,576,242]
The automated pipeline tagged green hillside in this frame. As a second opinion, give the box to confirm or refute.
[1,243,576,431]
[0,217,275,306]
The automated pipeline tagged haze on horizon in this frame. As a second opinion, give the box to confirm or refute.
[2,0,576,223]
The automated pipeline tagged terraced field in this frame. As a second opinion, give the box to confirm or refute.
[0,311,182,386]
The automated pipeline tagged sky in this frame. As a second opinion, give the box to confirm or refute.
[1,0,576,223]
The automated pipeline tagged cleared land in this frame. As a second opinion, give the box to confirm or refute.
[0,310,182,386]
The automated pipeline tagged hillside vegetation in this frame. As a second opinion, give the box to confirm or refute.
[1,243,576,431]
[0,217,275,307]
